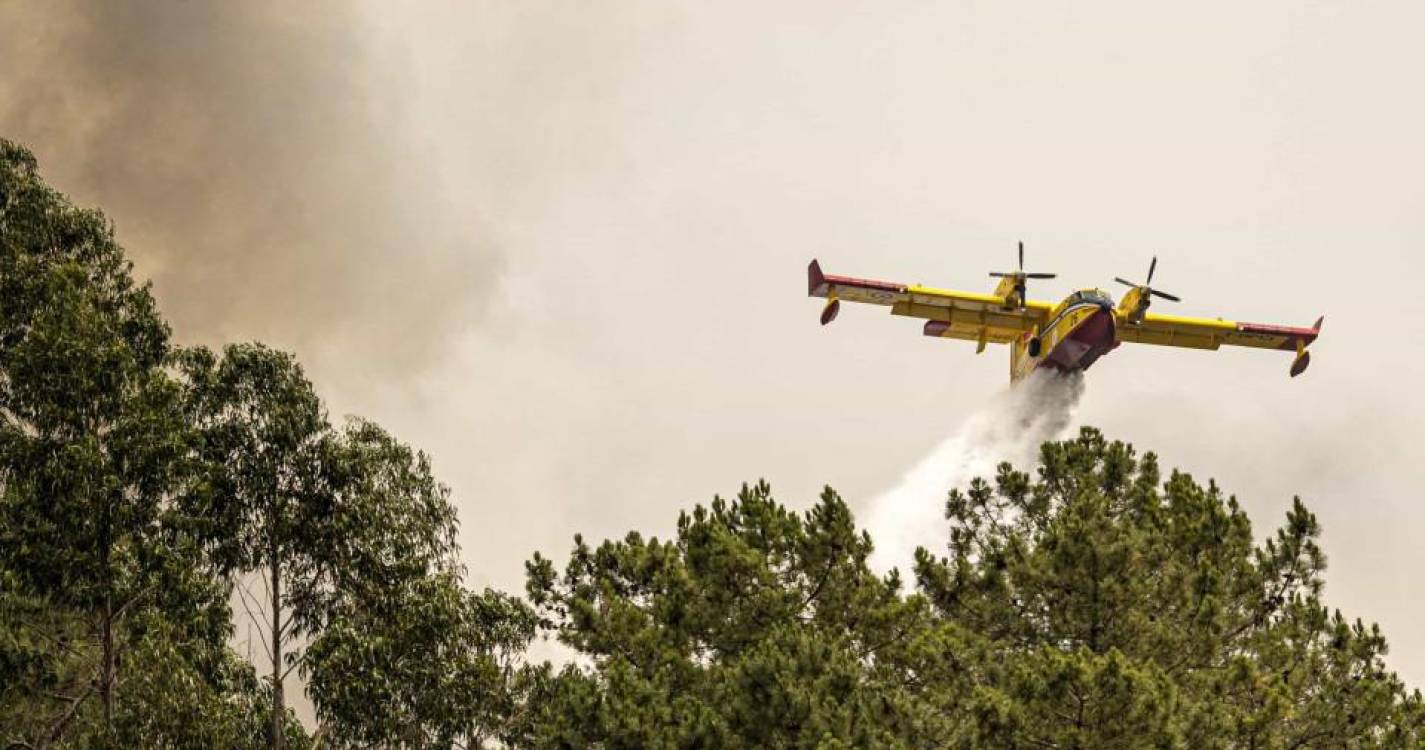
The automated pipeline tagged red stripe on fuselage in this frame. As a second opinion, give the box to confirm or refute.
[823,274,906,294]
[1237,321,1319,350]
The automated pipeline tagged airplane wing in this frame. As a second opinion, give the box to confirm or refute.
[808,259,1048,346]
[1117,312,1323,353]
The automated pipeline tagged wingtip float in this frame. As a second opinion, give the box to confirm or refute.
[807,247,1322,384]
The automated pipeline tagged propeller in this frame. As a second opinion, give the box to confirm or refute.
[1114,256,1181,302]
[989,241,1057,280]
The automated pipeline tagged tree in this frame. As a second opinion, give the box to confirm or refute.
[305,575,538,748]
[183,346,494,748]
[522,481,940,747]
[2,136,528,748]
[103,607,304,749]
[8,133,1419,749]
[912,427,1425,748]
[0,137,222,744]
[0,584,295,750]
[0,138,309,749]
[300,418,540,748]
[524,431,1425,749]
[299,417,514,748]
[179,342,335,748]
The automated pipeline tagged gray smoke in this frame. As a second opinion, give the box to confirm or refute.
[0,2,500,368]
[865,369,1086,575]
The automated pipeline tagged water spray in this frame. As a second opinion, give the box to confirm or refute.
[864,370,1086,576]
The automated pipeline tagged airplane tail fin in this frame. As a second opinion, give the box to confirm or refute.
[808,259,828,296]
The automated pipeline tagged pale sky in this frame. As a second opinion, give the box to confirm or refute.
[4,1,1424,684]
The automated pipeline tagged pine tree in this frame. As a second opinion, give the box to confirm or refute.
[913,427,1425,748]
[525,430,1425,748]
[523,481,940,747]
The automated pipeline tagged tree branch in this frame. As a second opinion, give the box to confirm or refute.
[46,681,96,745]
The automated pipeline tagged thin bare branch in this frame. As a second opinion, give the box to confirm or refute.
[234,586,272,657]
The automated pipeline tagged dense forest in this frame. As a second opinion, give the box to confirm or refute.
[2,137,1422,748]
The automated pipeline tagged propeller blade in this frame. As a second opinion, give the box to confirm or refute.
[1149,289,1181,302]
[1146,256,1157,285]
[989,272,1011,278]
[1025,273,1057,279]
[1018,241,1024,270]
[1114,277,1137,287]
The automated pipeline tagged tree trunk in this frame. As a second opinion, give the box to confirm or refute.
[102,591,114,727]
[99,497,115,731]
[271,555,285,750]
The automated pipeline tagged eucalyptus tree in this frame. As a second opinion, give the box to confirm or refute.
[0,138,209,741]
[183,345,491,748]
[300,419,544,748]
[2,136,521,748]
[305,574,539,748]
[180,342,334,748]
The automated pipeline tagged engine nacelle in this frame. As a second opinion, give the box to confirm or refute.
[1290,350,1311,377]
[820,298,840,325]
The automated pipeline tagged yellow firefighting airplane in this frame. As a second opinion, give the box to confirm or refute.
[808,244,1322,384]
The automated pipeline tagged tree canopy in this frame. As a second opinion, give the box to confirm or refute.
[523,431,1425,749]
[3,136,1420,749]
[1,137,239,745]
[0,139,528,748]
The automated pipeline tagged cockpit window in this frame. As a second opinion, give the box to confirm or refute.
[1071,289,1113,305]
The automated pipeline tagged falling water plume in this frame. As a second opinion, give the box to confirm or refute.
[864,369,1086,576]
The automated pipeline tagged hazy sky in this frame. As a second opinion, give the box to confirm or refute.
[5,1,1424,684]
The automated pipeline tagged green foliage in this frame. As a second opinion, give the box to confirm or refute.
[107,612,302,749]
[177,339,332,740]
[0,134,180,614]
[306,576,537,748]
[912,428,1425,748]
[523,481,940,748]
[302,417,462,629]
[182,342,526,747]
[526,431,1425,749]
[5,135,1421,749]
[1,139,532,747]
[177,343,328,589]
[0,585,294,749]
[0,137,266,747]
[300,419,535,748]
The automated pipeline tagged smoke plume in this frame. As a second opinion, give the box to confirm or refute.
[865,370,1087,576]
[0,2,499,369]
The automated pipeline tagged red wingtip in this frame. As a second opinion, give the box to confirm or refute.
[808,259,828,296]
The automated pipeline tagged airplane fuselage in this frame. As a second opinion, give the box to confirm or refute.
[1010,289,1119,383]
